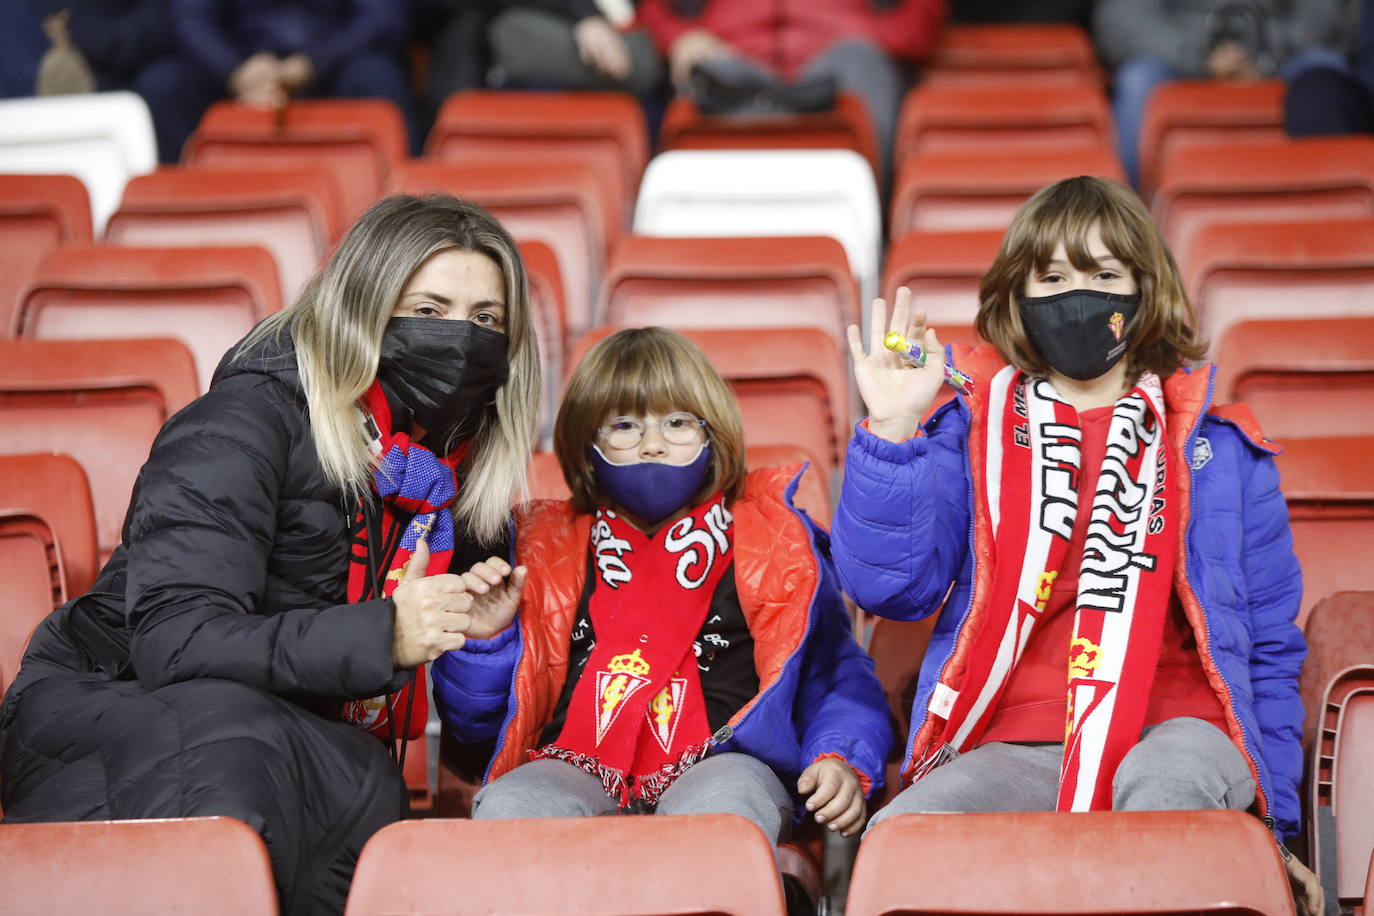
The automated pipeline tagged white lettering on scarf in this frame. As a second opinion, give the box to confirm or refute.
[1079,396,1159,613]
[1038,422,1083,541]
[664,503,734,589]
[592,514,634,589]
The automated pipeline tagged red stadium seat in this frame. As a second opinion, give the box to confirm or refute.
[1211,317,1374,439]
[427,91,647,228]
[184,99,407,220]
[1299,592,1374,755]
[1279,448,1374,628]
[518,238,568,435]
[658,93,880,183]
[922,24,1101,88]
[0,337,199,560]
[0,817,277,914]
[1138,80,1286,198]
[891,146,1126,235]
[882,229,1001,330]
[390,159,611,337]
[1185,220,1374,356]
[572,326,851,479]
[0,453,98,599]
[1154,137,1374,256]
[1309,665,1374,912]
[14,244,283,392]
[847,810,1296,916]
[0,173,92,339]
[865,615,938,808]
[599,235,858,345]
[344,814,786,915]
[0,510,62,696]
[107,166,339,301]
[895,83,1112,163]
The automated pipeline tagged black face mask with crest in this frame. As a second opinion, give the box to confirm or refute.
[1019,289,1140,381]
[375,317,509,448]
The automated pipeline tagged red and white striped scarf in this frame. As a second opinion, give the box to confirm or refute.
[938,367,1176,810]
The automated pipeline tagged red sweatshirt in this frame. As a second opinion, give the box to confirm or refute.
[980,404,1227,745]
[635,0,947,80]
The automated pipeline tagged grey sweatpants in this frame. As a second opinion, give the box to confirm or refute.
[867,717,1256,832]
[472,752,794,847]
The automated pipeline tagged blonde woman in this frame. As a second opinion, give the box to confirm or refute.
[834,177,1321,914]
[0,195,540,915]
[431,328,889,910]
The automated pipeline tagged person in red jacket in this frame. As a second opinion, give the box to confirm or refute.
[636,0,947,185]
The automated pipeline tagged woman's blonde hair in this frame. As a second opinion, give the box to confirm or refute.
[976,176,1206,380]
[237,194,540,545]
[554,327,746,515]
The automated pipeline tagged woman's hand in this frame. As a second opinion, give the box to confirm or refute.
[457,557,526,640]
[574,17,632,81]
[847,287,947,443]
[1284,852,1324,916]
[797,758,866,837]
[669,28,730,88]
[390,538,473,668]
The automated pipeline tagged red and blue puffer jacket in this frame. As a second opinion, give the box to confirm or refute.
[433,465,892,800]
[831,346,1307,838]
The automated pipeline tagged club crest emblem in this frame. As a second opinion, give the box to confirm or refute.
[647,677,688,752]
[594,649,651,745]
[1068,636,1103,680]
[1108,311,1125,342]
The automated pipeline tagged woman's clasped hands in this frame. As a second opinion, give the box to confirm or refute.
[390,538,527,668]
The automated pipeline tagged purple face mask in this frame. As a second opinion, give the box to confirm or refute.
[589,443,712,525]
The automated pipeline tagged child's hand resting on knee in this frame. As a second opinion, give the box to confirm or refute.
[457,557,527,640]
[798,757,865,837]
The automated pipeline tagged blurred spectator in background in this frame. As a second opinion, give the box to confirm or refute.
[411,0,498,127]
[487,1,663,94]
[1285,0,1370,136]
[0,0,172,99]
[140,0,415,163]
[1095,0,1350,187]
[636,0,948,188]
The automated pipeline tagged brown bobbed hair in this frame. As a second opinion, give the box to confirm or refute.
[554,327,746,515]
[975,176,1206,381]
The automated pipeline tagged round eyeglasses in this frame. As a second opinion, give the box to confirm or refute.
[598,412,707,450]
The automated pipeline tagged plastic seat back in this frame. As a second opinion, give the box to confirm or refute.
[344,814,785,915]
[428,90,647,228]
[1309,666,1374,911]
[891,146,1125,235]
[0,92,157,233]
[1212,317,1374,439]
[600,235,858,345]
[1154,137,1374,255]
[0,174,92,336]
[865,614,938,809]
[15,245,282,392]
[1300,593,1374,755]
[0,816,276,914]
[391,159,611,337]
[658,93,880,182]
[0,510,62,696]
[1187,220,1374,358]
[0,453,98,600]
[883,229,1002,327]
[635,149,881,304]
[1139,80,1286,197]
[518,239,568,438]
[896,83,1111,163]
[185,99,407,220]
[848,810,1296,915]
[0,338,199,560]
[108,166,339,301]
[922,24,1100,88]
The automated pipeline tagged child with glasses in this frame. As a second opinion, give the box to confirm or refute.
[430,326,889,856]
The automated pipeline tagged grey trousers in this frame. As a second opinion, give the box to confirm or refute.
[488,8,663,95]
[472,752,794,847]
[867,717,1257,832]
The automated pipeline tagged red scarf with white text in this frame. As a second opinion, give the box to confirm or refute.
[533,496,734,807]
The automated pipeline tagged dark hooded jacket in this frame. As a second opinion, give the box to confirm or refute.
[0,330,417,915]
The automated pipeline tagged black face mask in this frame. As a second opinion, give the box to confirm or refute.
[376,317,509,448]
[1018,289,1140,381]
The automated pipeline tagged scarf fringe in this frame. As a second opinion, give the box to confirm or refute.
[531,741,713,809]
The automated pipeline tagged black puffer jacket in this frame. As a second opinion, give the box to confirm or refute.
[1,331,419,915]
